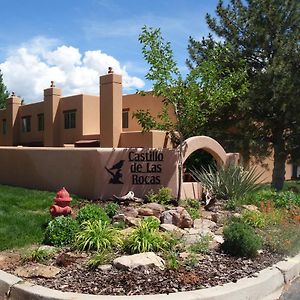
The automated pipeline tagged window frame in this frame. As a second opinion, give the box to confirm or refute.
[122,108,129,129]
[37,113,44,131]
[63,110,76,129]
[21,116,31,133]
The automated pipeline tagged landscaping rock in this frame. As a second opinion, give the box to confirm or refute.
[194,219,217,232]
[182,233,202,245]
[138,207,155,217]
[215,226,224,235]
[125,216,141,227]
[142,203,165,218]
[15,263,61,278]
[113,252,165,270]
[120,227,134,236]
[160,206,193,228]
[159,224,185,237]
[214,235,224,244]
[98,264,112,271]
[201,210,213,220]
[122,207,139,218]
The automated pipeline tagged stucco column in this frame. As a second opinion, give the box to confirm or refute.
[100,69,122,148]
[6,94,21,146]
[44,82,61,147]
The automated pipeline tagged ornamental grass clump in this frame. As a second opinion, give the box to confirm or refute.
[191,164,263,201]
[76,204,110,225]
[222,219,262,258]
[75,220,122,251]
[44,216,79,247]
[124,217,169,254]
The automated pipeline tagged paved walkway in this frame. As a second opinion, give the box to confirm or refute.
[280,277,300,300]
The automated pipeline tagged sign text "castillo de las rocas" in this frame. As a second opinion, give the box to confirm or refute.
[129,150,163,185]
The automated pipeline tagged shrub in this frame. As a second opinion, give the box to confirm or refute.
[104,202,120,219]
[76,204,110,225]
[146,187,172,205]
[75,220,122,251]
[189,234,213,254]
[44,216,79,247]
[26,248,54,263]
[124,217,168,253]
[191,164,263,201]
[222,220,262,258]
[186,198,201,209]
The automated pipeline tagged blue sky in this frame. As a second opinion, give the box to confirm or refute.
[0,0,222,102]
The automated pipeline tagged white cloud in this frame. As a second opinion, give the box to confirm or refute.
[0,37,144,103]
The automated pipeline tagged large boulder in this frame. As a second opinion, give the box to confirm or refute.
[140,203,165,218]
[160,206,193,228]
[113,252,165,270]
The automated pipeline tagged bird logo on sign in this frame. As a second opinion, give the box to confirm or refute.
[105,160,125,184]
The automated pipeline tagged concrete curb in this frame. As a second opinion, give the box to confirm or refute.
[1,254,300,300]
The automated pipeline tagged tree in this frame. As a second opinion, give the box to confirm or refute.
[0,69,9,109]
[188,0,300,191]
[135,25,248,201]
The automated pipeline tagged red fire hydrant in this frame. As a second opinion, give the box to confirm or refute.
[50,187,72,217]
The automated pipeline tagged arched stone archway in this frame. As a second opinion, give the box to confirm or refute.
[181,136,227,166]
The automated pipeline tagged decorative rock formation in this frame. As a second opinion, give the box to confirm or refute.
[160,206,193,228]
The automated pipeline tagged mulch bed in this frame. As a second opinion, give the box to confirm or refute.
[26,250,283,296]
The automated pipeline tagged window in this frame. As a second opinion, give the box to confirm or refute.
[2,119,7,135]
[122,108,129,129]
[37,114,44,131]
[64,110,76,129]
[21,116,31,133]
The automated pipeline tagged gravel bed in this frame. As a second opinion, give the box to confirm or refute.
[28,250,283,296]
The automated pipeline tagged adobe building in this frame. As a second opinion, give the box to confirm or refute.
[0,69,174,149]
[0,69,293,199]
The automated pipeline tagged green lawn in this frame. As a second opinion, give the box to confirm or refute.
[0,185,79,251]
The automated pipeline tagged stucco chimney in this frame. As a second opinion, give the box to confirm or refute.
[100,68,122,148]
[44,82,61,147]
[5,94,21,145]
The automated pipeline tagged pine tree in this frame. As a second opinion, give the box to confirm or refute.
[0,69,9,109]
[188,0,300,190]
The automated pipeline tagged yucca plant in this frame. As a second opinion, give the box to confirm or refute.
[75,220,122,251]
[191,164,264,201]
[124,217,168,254]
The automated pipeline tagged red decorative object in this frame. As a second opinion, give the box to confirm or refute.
[50,187,72,217]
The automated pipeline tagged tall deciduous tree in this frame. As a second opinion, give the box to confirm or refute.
[0,70,9,109]
[135,25,248,201]
[188,0,300,191]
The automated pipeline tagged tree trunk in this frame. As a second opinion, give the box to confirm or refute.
[271,130,287,191]
[176,132,184,203]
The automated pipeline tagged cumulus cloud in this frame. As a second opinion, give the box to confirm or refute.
[0,37,144,103]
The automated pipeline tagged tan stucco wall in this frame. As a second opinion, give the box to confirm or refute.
[119,130,174,148]
[0,147,178,199]
[18,102,44,145]
[82,95,100,136]
[122,94,176,132]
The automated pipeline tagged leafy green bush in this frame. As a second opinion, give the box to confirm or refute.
[191,164,263,201]
[44,216,79,247]
[75,220,122,251]
[261,221,300,256]
[186,198,201,209]
[76,204,110,225]
[222,219,262,258]
[189,234,213,254]
[124,217,168,253]
[146,187,172,205]
[27,248,54,263]
[104,202,120,218]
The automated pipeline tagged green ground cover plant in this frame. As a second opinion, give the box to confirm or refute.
[146,187,172,205]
